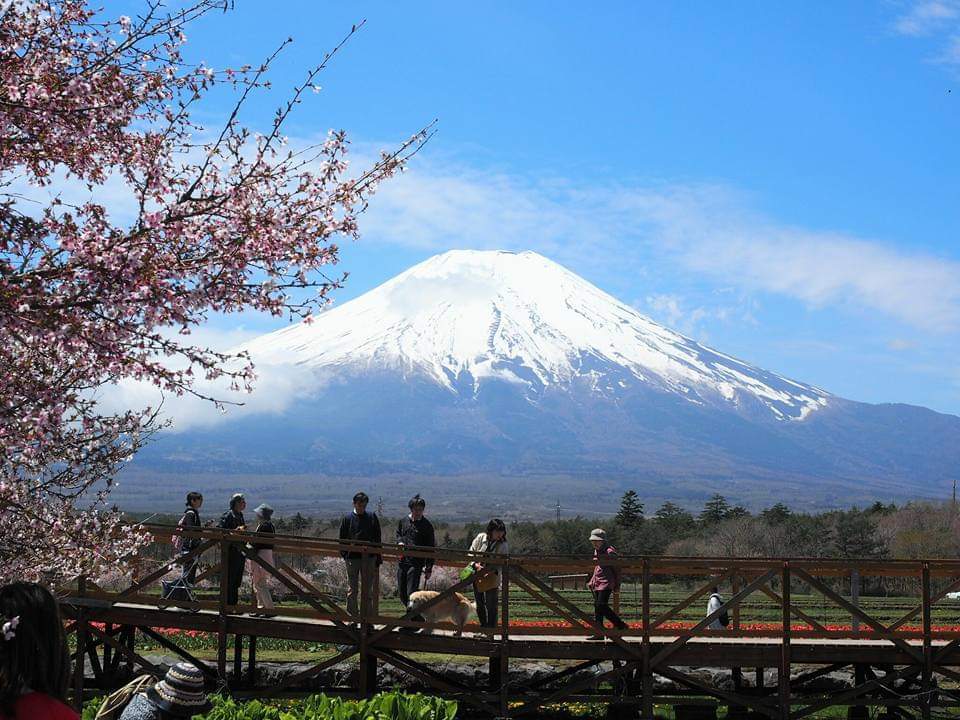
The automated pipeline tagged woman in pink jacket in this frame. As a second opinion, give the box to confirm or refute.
[586,528,628,639]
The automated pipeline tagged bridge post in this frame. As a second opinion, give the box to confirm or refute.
[72,576,87,710]
[500,563,511,718]
[359,551,378,697]
[850,569,860,635]
[728,572,747,720]
[921,562,932,720]
[779,562,791,720]
[641,558,653,720]
[217,537,229,688]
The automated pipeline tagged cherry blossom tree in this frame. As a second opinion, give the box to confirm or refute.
[0,0,429,585]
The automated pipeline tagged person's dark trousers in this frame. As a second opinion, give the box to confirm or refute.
[475,587,499,628]
[593,588,627,629]
[226,547,245,606]
[397,560,423,608]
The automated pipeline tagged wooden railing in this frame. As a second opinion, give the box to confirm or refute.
[59,524,960,718]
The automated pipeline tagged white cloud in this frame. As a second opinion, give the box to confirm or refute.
[894,0,960,37]
[360,157,960,333]
[94,324,329,432]
[892,1,960,68]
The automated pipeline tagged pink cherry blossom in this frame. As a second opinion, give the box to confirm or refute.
[0,1,431,586]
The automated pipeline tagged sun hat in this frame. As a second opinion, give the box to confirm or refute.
[589,528,606,542]
[144,662,211,717]
[254,503,273,519]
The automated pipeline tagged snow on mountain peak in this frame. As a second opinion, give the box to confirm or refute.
[241,249,829,420]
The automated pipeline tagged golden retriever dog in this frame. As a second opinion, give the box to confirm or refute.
[407,590,475,636]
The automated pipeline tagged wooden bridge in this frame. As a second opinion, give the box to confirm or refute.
[59,525,960,718]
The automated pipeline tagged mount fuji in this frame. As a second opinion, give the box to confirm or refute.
[127,250,960,514]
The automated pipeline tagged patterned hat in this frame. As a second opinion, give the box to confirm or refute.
[145,662,211,717]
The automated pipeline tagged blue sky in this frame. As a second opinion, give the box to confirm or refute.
[150,1,959,414]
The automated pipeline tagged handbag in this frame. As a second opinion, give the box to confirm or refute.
[472,539,501,593]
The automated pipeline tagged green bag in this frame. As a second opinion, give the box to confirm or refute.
[458,563,476,582]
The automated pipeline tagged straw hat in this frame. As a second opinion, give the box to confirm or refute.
[589,528,606,542]
[145,662,211,717]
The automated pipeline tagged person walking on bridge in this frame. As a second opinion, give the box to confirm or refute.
[218,493,247,609]
[339,492,382,618]
[396,494,436,607]
[248,503,277,617]
[469,518,509,629]
[587,528,628,640]
[178,492,203,585]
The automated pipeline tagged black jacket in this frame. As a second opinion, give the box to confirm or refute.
[180,507,201,551]
[219,509,245,559]
[396,516,436,570]
[338,511,382,564]
[252,521,275,551]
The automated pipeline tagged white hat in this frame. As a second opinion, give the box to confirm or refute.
[589,528,606,541]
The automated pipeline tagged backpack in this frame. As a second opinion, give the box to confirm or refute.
[171,509,195,554]
[94,674,155,720]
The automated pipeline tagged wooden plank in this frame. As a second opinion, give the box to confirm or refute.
[137,626,217,679]
[217,539,228,687]
[658,666,778,719]
[117,539,217,600]
[260,645,359,697]
[241,545,359,643]
[514,660,640,714]
[791,666,922,719]
[757,583,827,633]
[650,569,777,670]
[500,565,511,719]
[890,574,960,631]
[650,569,736,629]
[642,558,653,720]
[86,623,162,677]
[779,563,791,720]
[792,568,923,663]
[511,575,585,630]
[515,567,642,660]
[366,573,479,646]
[922,563,932,720]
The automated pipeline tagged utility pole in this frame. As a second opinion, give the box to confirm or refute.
[953,478,956,511]
[556,499,561,523]
[377,496,384,518]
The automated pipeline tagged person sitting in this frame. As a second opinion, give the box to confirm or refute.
[118,662,211,720]
[0,582,78,720]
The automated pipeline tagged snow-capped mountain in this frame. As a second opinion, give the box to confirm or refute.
[125,249,960,513]
[243,250,828,421]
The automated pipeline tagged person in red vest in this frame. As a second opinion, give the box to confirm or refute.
[0,582,78,719]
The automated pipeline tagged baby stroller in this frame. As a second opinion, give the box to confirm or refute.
[160,552,200,611]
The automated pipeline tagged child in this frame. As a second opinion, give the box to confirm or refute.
[0,582,77,719]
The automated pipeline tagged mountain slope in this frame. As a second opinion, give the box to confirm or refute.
[243,250,829,421]
[124,250,960,513]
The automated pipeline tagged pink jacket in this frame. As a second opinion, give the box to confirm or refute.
[587,544,621,591]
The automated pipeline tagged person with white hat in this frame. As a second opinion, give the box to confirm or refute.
[586,528,628,640]
[118,662,211,719]
[248,503,277,617]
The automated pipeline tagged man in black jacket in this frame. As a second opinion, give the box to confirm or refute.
[396,494,436,607]
[218,493,247,608]
[338,492,382,617]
